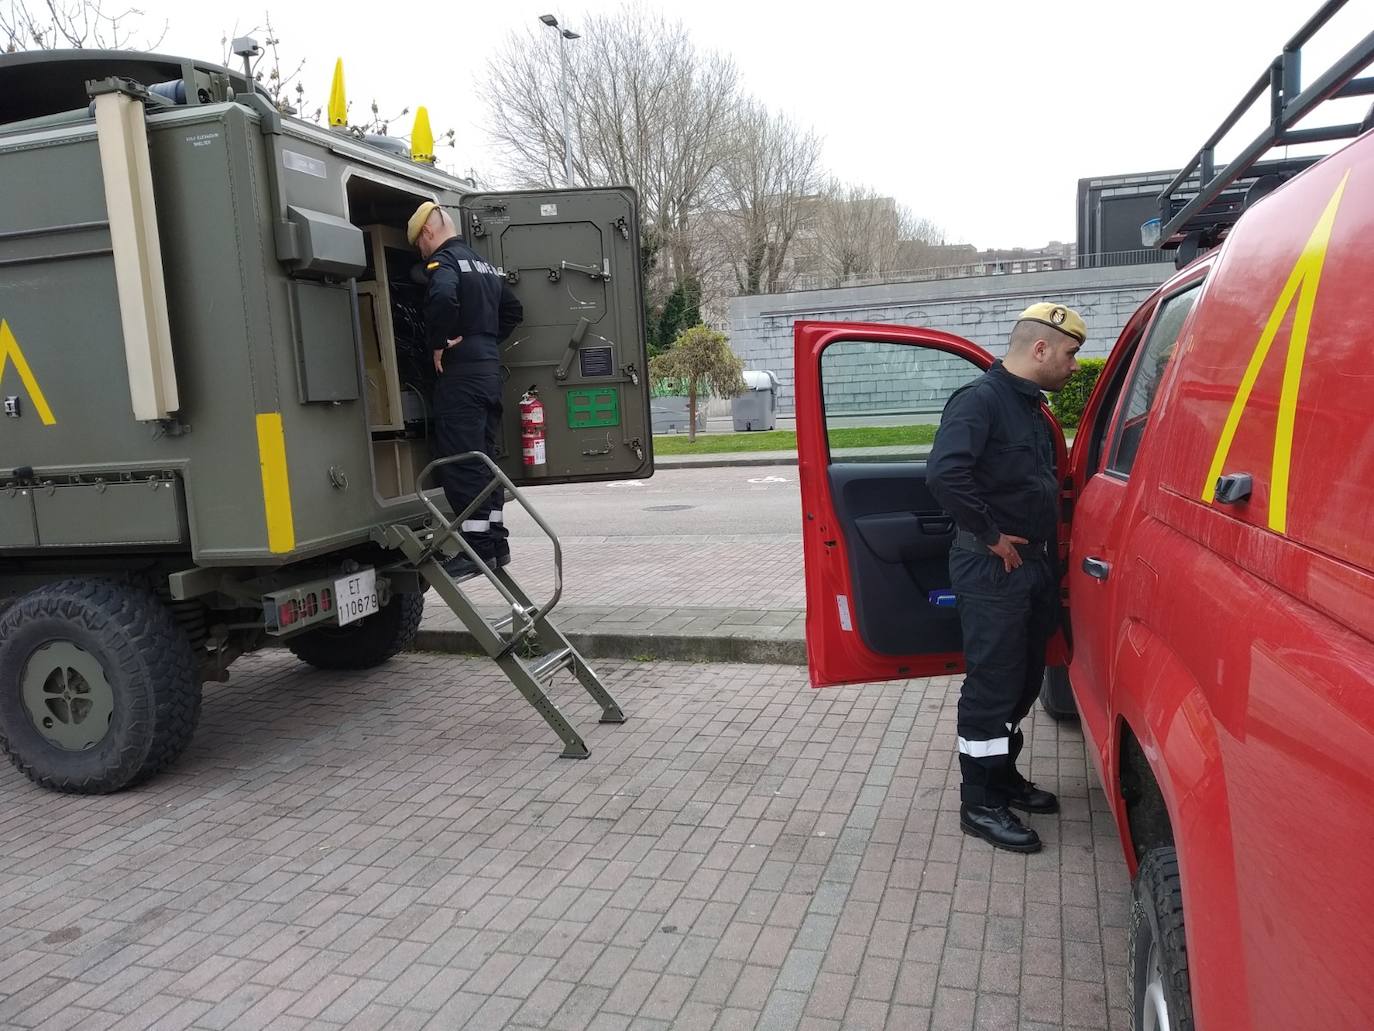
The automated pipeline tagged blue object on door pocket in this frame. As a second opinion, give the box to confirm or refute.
[928,590,957,607]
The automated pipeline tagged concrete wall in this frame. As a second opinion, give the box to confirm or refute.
[727,263,1174,415]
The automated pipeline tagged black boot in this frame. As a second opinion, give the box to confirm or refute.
[442,554,485,580]
[1005,775,1059,814]
[443,548,510,581]
[960,804,1042,853]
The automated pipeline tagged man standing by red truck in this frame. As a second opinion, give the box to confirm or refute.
[927,302,1084,852]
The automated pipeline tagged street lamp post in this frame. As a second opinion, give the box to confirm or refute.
[539,14,579,188]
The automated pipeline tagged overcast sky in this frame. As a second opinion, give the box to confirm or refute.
[124,0,1372,248]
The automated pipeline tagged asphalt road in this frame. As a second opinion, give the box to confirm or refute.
[510,463,802,538]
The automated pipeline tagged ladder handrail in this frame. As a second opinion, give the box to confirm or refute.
[412,451,564,628]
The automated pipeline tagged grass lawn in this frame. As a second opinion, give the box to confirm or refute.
[652,424,938,455]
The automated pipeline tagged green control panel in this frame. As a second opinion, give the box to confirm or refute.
[566,388,620,429]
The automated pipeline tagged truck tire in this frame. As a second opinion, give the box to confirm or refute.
[1038,665,1078,721]
[288,590,424,670]
[0,580,201,794]
[1128,847,1194,1031]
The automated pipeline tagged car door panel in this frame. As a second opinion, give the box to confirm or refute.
[829,462,962,656]
[797,320,1070,687]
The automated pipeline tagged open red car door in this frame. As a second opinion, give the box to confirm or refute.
[795,321,1069,687]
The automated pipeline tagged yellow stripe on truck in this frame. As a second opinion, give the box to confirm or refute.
[255,412,296,554]
[1201,169,1350,534]
[0,320,57,426]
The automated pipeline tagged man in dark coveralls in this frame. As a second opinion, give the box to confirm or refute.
[408,201,524,579]
[927,302,1085,853]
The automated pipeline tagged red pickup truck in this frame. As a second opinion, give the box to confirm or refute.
[794,16,1374,1028]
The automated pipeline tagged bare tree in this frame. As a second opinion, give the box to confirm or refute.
[813,181,946,287]
[481,9,948,303]
[706,100,823,296]
[482,8,739,289]
[2,0,164,51]
[220,18,321,120]
[814,181,900,284]
[894,210,949,271]
[214,18,456,159]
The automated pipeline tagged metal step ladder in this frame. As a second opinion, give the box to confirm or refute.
[372,452,625,759]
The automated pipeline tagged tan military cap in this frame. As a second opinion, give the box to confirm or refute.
[406,201,440,245]
[1016,302,1087,344]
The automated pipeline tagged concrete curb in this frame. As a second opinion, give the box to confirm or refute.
[655,455,801,470]
[412,627,806,666]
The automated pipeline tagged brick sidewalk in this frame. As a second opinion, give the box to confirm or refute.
[0,652,1128,1030]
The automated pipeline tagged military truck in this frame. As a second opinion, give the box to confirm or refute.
[0,47,653,793]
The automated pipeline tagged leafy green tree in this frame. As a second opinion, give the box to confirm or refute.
[649,278,702,355]
[649,325,745,442]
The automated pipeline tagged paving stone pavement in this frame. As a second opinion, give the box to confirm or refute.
[0,651,1129,1030]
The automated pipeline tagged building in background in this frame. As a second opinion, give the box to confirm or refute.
[1076,158,1321,266]
[1077,169,1188,265]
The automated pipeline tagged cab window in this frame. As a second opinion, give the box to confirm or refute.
[1106,284,1200,477]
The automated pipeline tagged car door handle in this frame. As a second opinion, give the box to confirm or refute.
[1214,471,1253,504]
[1082,556,1111,581]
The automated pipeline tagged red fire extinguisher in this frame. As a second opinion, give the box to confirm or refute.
[519,388,546,470]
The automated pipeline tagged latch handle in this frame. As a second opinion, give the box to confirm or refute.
[555,318,591,381]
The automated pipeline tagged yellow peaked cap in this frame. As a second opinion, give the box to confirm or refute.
[1016,302,1086,343]
[407,201,439,245]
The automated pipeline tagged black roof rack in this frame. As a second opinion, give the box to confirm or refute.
[1152,0,1374,262]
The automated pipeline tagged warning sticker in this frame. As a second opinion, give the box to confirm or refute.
[540,203,558,217]
[283,150,327,178]
[836,595,853,632]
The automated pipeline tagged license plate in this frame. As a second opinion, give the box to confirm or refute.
[335,568,379,626]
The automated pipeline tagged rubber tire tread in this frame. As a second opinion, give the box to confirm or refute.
[287,591,424,670]
[1038,665,1079,722]
[0,579,201,794]
[1128,846,1194,1031]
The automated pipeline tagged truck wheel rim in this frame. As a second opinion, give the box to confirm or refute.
[1142,939,1171,1031]
[20,642,115,751]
